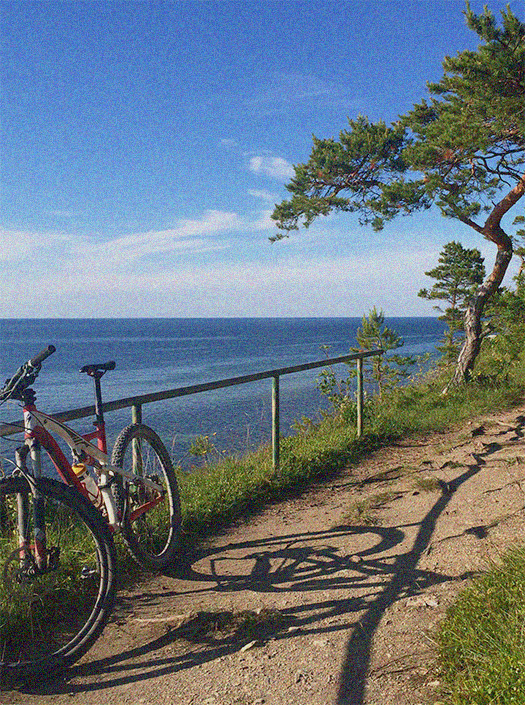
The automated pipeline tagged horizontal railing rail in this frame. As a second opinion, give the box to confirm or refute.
[0,349,383,470]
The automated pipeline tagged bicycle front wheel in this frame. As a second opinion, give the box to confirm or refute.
[0,476,116,682]
[111,423,181,570]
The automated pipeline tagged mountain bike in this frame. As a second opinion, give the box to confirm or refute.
[0,345,181,679]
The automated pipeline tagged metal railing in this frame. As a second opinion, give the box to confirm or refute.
[0,349,383,471]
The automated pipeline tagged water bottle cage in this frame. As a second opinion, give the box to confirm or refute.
[97,473,115,490]
[73,450,89,465]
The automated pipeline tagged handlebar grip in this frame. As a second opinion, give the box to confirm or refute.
[29,345,56,367]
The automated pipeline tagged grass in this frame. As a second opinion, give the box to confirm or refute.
[437,548,525,705]
[413,475,443,492]
[172,354,525,703]
[174,607,293,644]
[175,357,525,541]
[338,490,399,526]
[0,495,108,668]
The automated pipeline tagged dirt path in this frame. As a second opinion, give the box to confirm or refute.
[5,404,525,705]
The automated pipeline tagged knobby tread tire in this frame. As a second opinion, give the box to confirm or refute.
[111,423,181,570]
[0,476,116,683]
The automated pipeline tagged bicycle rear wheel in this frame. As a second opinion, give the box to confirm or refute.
[0,476,116,682]
[111,423,181,570]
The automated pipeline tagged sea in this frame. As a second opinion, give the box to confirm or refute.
[0,318,445,470]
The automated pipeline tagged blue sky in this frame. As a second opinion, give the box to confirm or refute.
[2,0,523,318]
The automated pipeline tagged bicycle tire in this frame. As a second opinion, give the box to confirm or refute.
[0,475,116,682]
[111,423,181,570]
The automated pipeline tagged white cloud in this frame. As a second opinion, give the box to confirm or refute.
[219,138,239,149]
[3,207,520,318]
[0,231,443,317]
[248,189,279,203]
[93,209,241,264]
[0,228,41,262]
[0,211,244,278]
[243,72,362,114]
[249,156,294,181]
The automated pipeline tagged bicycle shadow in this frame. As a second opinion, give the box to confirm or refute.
[335,461,486,704]
[16,453,489,700]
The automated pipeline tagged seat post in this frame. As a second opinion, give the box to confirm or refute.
[92,372,105,425]
[79,361,115,427]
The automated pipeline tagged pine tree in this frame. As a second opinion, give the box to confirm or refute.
[354,308,416,396]
[418,242,485,362]
[272,4,524,388]
[317,309,417,413]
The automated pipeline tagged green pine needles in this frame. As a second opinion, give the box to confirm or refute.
[419,242,485,363]
[271,3,525,387]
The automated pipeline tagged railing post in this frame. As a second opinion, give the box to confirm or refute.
[356,357,364,438]
[132,404,142,425]
[272,374,280,472]
[131,404,142,473]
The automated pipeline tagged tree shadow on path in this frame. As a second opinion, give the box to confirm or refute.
[336,459,488,704]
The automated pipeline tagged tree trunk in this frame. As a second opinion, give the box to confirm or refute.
[447,247,513,388]
[445,174,525,391]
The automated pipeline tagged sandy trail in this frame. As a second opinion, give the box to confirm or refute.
[4,405,525,704]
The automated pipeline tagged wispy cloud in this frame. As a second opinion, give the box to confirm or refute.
[0,220,443,317]
[219,136,295,183]
[248,189,279,203]
[7,209,506,318]
[243,71,362,114]
[249,156,294,181]
[0,211,244,272]
[219,138,239,149]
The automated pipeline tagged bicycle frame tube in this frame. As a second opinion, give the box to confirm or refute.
[23,405,164,491]
[25,408,109,466]
[24,409,84,488]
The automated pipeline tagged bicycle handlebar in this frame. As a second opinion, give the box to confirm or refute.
[79,360,116,374]
[30,345,56,367]
[0,345,56,401]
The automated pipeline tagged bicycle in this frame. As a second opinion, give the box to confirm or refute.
[0,345,181,679]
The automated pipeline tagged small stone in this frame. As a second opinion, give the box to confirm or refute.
[406,593,439,608]
[313,638,328,647]
[240,640,258,652]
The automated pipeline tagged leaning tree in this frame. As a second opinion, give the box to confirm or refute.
[272,3,525,387]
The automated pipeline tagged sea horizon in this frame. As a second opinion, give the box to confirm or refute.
[0,317,445,469]
[0,314,440,321]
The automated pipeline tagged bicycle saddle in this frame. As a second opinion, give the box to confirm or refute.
[79,361,116,376]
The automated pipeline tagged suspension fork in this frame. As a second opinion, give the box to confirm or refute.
[15,443,48,570]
